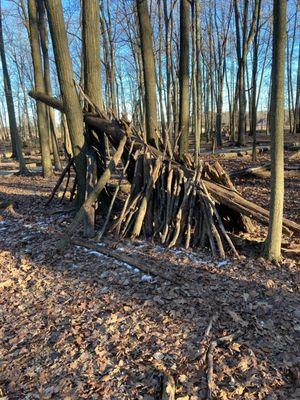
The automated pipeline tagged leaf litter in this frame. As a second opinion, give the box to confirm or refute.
[0,155,299,399]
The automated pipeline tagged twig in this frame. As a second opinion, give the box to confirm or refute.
[206,330,241,400]
[46,158,74,206]
[199,314,219,366]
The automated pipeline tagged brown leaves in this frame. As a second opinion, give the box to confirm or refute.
[0,171,299,399]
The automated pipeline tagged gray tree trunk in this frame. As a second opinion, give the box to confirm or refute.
[263,0,286,262]
[28,0,53,178]
[179,0,190,157]
[37,0,61,171]
[0,0,27,173]
[136,0,158,147]
[45,0,86,207]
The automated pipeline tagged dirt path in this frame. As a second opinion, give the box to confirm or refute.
[0,166,299,399]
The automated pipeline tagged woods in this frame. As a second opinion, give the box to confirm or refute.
[0,0,299,399]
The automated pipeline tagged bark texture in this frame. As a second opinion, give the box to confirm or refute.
[263,0,286,262]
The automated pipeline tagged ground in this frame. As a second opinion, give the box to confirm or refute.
[0,147,299,399]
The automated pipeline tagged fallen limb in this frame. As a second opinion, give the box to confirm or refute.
[204,180,300,235]
[199,314,219,366]
[28,90,65,112]
[72,239,181,284]
[206,331,241,400]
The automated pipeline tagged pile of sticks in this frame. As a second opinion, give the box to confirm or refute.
[29,90,300,259]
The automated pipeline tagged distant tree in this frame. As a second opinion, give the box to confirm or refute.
[263,0,286,262]
[233,0,260,146]
[0,0,27,173]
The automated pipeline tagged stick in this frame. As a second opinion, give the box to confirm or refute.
[201,182,240,258]
[206,330,241,400]
[131,157,163,238]
[199,314,219,366]
[161,373,176,400]
[46,157,74,205]
[97,141,135,240]
[57,136,127,251]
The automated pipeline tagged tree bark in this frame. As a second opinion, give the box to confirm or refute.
[179,0,190,157]
[28,0,53,177]
[136,0,158,147]
[37,0,61,172]
[0,0,27,173]
[45,0,86,206]
[82,0,105,236]
[263,0,286,262]
[294,42,300,134]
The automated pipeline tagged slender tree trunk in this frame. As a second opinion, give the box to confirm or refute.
[37,0,61,171]
[251,0,262,161]
[157,0,166,135]
[28,0,53,177]
[179,0,190,157]
[195,0,202,162]
[163,0,172,133]
[82,0,105,236]
[294,43,300,134]
[136,0,158,146]
[0,0,27,172]
[263,0,286,262]
[45,0,86,206]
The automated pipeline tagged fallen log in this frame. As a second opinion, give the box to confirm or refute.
[204,180,300,235]
[72,239,183,284]
[230,162,300,179]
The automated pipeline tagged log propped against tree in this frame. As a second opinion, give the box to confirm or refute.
[29,90,300,259]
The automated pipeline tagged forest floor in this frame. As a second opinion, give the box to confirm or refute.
[0,148,299,399]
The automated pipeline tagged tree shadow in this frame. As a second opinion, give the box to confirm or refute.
[0,177,299,399]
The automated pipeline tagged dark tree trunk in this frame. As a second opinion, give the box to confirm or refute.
[45,0,86,206]
[179,0,190,157]
[136,0,158,147]
[0,0,27,172]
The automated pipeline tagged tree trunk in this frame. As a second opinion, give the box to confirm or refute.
[294,42,300,134]
[28,0,53,177]
[263,0,286,262]
[136,0,158,147]
[82,0,105,237]
[0,0,27,173]
[195,0,202,162]
[37,0,61,172]
[45,0,86,206]
[251,0,262,161]
[179,0,190,157]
